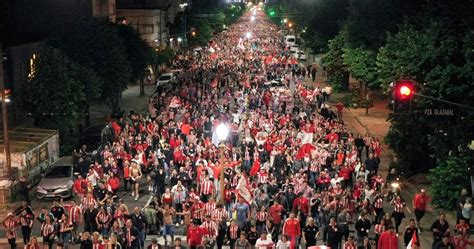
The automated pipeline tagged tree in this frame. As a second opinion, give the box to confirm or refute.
[189,19,213,46]
[150,47,175,76]
[50,17,132,113]
[378,1,474,175]
[22,47,88,133]
[321,33,350,91]
[300,0,349,53]
[428,156,470,209]
[114,23,153,96]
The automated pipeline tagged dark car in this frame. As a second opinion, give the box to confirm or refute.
[79,124,106,153]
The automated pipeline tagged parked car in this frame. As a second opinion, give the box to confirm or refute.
[297,51,306,60]
[37,156,75,200]
[285,35,296,46]
[290,44,299,52]
[156,73,175,88]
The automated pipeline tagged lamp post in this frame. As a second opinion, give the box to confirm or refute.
[215,123,229,204]
[0,42,11,177]
[180,3,188,47]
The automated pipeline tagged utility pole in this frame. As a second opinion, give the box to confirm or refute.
[0,42,11,177]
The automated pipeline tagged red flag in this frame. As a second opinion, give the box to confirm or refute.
[295,143,316,160]
[250,159,260,176]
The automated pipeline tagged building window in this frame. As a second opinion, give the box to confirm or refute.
[141,25,154,34]
[28,54,36,79]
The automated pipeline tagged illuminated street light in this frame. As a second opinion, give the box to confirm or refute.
[216,123,229,142]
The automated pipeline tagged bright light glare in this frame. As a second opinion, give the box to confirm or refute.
[216,123,229,141]
[283,18,288,23]
[245,32,252,38]
[4,98,11,103]
[399,86,412,96]
[177,37,183,42]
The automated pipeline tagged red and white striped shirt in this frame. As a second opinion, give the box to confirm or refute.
[229,224,239,239]
[393,201,404,213]
[81,195,97,209]
[374,224,385,235]
[201,221,218,239]
[255,211,268,222]
[192,202,204,220]
[257,172,268,184]
[41,222,55,237]
[97,211,111,224]
[374,197,383,209]
[344,241,356,249]
[203,202,217,217]
[4,219,17,239]
[19,214,33,227]
[200,180,214,195]
[65,205,81,223]
[212,209,228,221]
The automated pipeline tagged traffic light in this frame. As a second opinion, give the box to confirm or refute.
[393,80,414,113]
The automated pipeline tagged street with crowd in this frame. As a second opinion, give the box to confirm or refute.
[2,7,473,249]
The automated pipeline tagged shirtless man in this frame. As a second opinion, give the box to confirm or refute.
[129,161,142,201]
[159,204,176,245]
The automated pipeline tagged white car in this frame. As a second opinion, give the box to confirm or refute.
[290,44,299,52]
[285,35,296,46]
[156,73,174,88]
[37,157,75,200]
[297,51,306,60]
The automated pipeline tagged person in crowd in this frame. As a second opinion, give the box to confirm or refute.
[403,219,419,247]
[431,213,450,249]
[377,225,398,249]
[255,231,274,249]
[4,212,18,249]
[413,188,430,229]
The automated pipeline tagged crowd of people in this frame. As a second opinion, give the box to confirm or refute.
[3,7,473,249]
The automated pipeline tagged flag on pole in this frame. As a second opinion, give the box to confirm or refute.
[236,172,253,204]
[406,231,418,249]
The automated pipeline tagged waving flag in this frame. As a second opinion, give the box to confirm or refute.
[236,172,253,204]
[169,96,182,108]
[249,159,260,176]
[295,126,315,160]
[407,231,418,249]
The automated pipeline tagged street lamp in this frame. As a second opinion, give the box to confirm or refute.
[215,123,229,204]
[0,42,11,177]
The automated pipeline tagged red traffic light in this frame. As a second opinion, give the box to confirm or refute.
[399,85,412,97]
[395,80,414,99]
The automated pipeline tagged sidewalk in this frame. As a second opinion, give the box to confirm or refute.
[89,84,155,125]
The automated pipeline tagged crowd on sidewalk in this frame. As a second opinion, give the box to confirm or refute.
[3,7,474,249]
